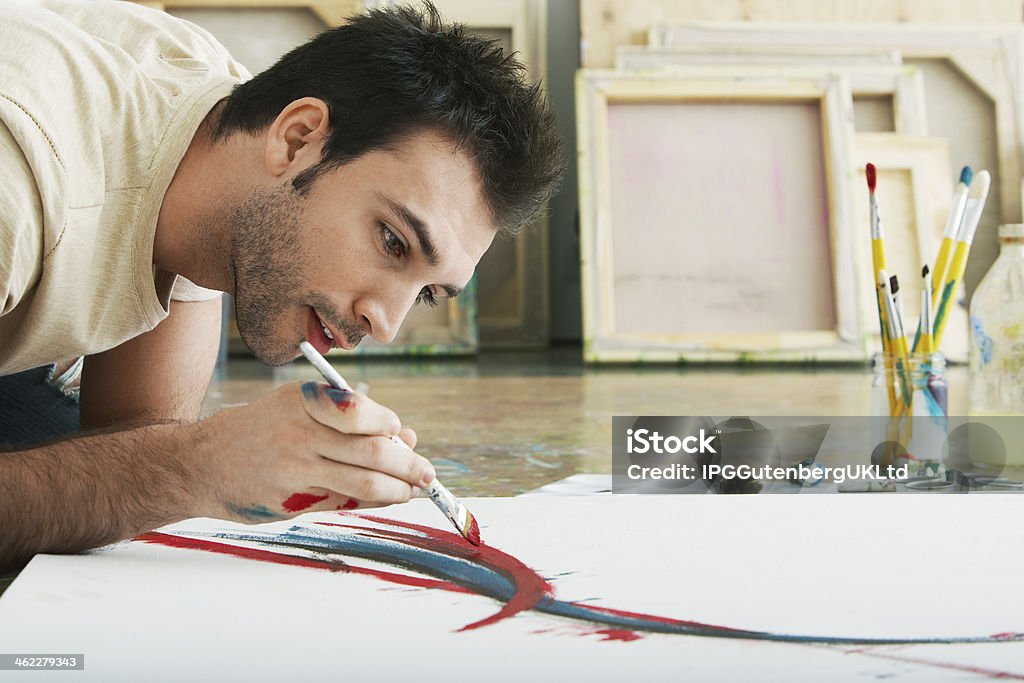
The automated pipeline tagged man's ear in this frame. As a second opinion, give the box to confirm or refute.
[264,97,330,177]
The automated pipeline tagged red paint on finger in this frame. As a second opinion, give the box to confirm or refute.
[324,387,354,412]
[282,493,329,512]
[342,499,360,510]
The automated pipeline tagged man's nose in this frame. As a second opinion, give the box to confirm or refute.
[362,291,417,345]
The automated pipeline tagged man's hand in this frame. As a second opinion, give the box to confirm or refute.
[0,381,432,570]
[198,381,434,519]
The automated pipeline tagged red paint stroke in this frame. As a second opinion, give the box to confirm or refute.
[851,648,1024,680]
[137,532,345,572]
[593,628,643,642]
[140,517,1019,658]
[136,532,472,595]
[282,493,329,512]
[321,517,746,638]
[317,515,551,631]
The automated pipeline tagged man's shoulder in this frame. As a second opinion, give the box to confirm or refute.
[30,0,243,72]
[0,0,247,199]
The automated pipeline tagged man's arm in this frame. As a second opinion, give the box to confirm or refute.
[79,296,222,428]
[0,421,210,570]
[0,377,436,572]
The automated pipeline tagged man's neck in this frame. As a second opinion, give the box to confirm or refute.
[153,103,253,295]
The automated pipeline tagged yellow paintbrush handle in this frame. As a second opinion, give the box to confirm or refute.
[920,331,934,355]
[872,238,887,274]
[930,237,954,309]
[933,241,970,347]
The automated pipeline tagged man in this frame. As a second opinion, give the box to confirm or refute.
[0,0,564,569]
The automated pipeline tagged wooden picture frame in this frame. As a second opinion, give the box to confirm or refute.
[577,69,863,362]
[648,22,1024,301]
[851,134,968,361]
[614,52,927,136]
[578,0,1023,70]
[371,0,552,348]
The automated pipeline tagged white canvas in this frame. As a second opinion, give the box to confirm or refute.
[1,495,1023,681]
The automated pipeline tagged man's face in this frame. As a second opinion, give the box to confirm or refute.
[230,130,496,365]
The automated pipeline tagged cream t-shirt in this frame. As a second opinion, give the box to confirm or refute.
[0,0,251,375]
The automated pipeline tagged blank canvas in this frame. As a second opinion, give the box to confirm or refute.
[606,100,836,335]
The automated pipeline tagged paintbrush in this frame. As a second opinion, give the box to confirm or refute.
[919,265,934,355]
[933,170,990,348]
[885,274,911,399]
[298,341,481,546]
[866,163,890,350]
[932,166,973,298]
[912,167,972,353]
[879,271,910,409]
[866,163,897,416]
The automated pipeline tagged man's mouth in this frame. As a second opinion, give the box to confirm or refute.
[307,309,343,353]
[318,316,335,343]
[310,307,366,352]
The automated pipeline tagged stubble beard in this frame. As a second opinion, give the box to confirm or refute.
[229,185,306,366]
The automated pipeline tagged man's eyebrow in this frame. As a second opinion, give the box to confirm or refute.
[376,192,438,266]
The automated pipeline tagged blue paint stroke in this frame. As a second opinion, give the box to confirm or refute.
[170,521,1024,647]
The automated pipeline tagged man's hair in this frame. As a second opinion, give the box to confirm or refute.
[214,2,564,236]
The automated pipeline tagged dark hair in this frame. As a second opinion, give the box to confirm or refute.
[214,1,564,236]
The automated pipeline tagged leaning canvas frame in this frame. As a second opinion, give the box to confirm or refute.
[614,52,928,136]
[649,22,1024,226]
[371,0,552,348]
[850,134,969,361]
[577,70,863,363]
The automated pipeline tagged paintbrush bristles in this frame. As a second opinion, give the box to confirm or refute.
[424,480,481,546]
[866,163,877,192]
[466,516,481,546]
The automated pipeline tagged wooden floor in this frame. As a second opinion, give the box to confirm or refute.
[204,349,971,496]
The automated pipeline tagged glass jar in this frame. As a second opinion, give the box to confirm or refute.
[871,352,948,474]
[969,223,1024,416]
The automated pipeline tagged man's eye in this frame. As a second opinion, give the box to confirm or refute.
[416,288,439,308]
[381,224,405,257]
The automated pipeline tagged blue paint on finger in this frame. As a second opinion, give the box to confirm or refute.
[301,382,322,401]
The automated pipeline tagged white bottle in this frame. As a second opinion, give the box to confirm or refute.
[968,224,1024,416]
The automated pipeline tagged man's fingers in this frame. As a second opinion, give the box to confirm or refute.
[309,422,435,487]
[309,461,416,505]
[398,426,417,449]
[299,381,401,436]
